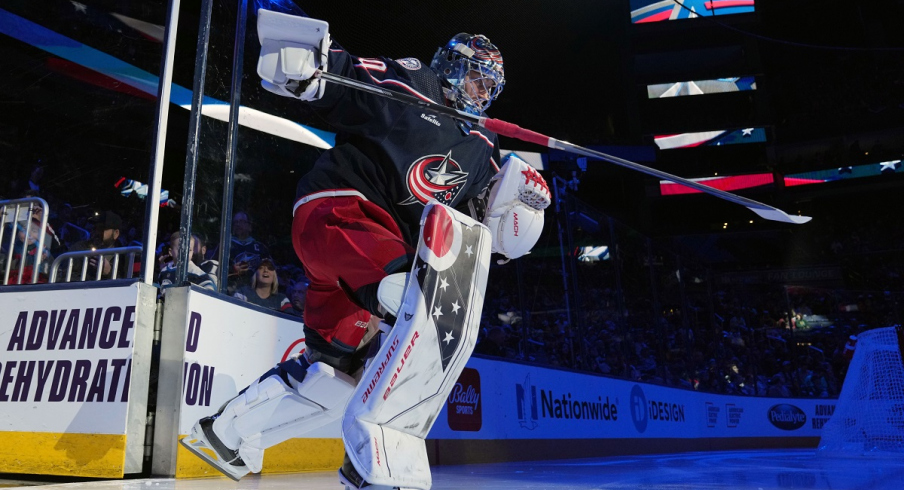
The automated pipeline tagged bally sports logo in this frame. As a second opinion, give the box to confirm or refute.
[447,367,481,431]
[768,404,807,430]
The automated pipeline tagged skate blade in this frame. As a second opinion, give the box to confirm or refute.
[338,467,416,490]
[180,429,248,482]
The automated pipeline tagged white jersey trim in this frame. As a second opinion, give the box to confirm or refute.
[293,190,368,216]
[469,130,494,148]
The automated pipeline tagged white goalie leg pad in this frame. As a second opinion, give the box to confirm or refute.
[342,204,492,490]
[211,362,356,472]
[484,155,550,259]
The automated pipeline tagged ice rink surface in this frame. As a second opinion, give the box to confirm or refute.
[3,449,904,489]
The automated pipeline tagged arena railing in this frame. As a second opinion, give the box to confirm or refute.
[50,246,142,283]
[0,197,49,285]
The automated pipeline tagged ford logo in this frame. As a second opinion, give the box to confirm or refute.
[768,404,807,430]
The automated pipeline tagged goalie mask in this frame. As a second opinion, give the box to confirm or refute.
[431,33,505,115]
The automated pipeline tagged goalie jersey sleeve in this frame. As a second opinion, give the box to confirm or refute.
[295,44,501,245]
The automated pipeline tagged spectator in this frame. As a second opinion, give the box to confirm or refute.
[474,327,508,358]
[5,217,52,284]
[766,374,792,397]
[843,335,857,361]
[208,211,271,294]
[69,211,128,280]
[158,231,218,292]
[285,279,308,318]
[234,258,290,313]
[28,198,63,257]
[9,164,45,197]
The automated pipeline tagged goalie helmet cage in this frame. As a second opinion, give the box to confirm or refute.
[817,325,904,456]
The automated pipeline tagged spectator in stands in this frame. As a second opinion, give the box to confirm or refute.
[766,373,792,397]
[9,164,45,197]
[158,231,218,293]
[286,279,308,318]
[843,335,858,361]
[69,210,128,280]
[209,211,271,294]
[28,197,63,256]
[474,327,508,358]
[234,257,290,313]
[5,216,53,284]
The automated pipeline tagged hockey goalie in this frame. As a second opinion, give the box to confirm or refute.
[180,9,551,490]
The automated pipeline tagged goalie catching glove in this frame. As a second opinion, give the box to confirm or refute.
[256,10,330,101]
[471,156,551,260]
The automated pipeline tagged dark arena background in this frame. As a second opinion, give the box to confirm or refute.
[1,0,904,489]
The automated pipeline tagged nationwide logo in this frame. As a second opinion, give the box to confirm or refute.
[516,374,539,429]
[399,152,469,206]
[630,384,686,434]
[705,402,719,428]
[447,368,481,431]
[515,374,618,430]
[768,404,807,430]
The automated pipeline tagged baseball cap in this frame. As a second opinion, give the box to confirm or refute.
[91,211,122,230]
[259,257,277,270]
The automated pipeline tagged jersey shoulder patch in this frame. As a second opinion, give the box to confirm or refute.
[395,57,423,71]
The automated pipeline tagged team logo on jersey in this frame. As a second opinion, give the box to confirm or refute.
[396,57,422,70]
[400,151,469,206]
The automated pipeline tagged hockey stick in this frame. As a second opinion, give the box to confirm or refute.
[317,70,811,224]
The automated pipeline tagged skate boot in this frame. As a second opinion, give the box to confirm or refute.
[338,453,417,490]
[180,416,250,481]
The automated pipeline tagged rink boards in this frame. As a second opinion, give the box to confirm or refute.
[427,359,831,464]
[0,282,157,477]
[0,284,833,479]
[157,286,831,476]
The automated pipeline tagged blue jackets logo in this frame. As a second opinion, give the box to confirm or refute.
[768,404,807,430]
[400,151,469,206]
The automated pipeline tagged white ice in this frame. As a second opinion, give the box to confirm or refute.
[4,449,904,489]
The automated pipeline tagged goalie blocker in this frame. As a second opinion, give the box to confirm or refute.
[341,203,492,490]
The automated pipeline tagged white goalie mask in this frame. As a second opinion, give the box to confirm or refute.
[430,33,505,115]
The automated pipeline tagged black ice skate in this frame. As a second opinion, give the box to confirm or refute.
[338,453,415,490]
[180,416,250,481]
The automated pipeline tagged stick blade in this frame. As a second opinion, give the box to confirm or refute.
[748,206,812,224]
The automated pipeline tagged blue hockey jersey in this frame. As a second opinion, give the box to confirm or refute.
[294,46,501,245]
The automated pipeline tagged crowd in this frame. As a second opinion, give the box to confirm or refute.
[2,168,307,318]
[473,253,900,399]
[5,165,902,400]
